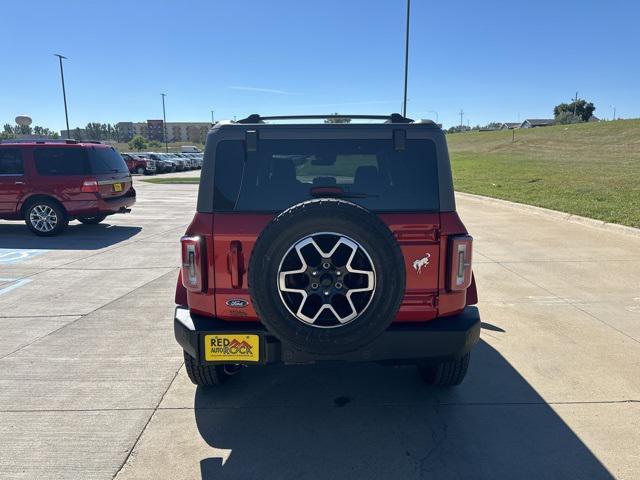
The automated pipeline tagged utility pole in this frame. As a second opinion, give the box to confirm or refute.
[54,54,70,139]
[402,0,411,117]
[610,105,616,121]
[459,109,464,130]
[210,110,215,124]
[161,93,168,153]
[573,91,578,116]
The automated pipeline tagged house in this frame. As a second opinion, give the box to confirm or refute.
[500,122,520,130]
[520,119,554,128]
[588,116,600,122]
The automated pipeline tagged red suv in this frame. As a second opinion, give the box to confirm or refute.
[122,153,156,175]
[174,114,479,387]
[0,140,136,236]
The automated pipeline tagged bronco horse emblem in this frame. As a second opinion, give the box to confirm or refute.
[412,253,431,274]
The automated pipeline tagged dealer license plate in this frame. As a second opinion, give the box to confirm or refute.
[204,334,260,362]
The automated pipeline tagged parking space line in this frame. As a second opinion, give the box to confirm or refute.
[0,249,48,265]
[0,278,32,296]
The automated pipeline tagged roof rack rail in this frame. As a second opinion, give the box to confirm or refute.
[236,113,414,124]
[0,138,79,144]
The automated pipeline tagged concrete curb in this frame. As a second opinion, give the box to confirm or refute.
[455,191,640,238]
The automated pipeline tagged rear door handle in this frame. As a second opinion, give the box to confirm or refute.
[14,181,25,185]
[227,241,244,288]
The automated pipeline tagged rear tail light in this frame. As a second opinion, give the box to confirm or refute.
[449,235,473,291]
[81,178,99,193]
[181,236,205,292]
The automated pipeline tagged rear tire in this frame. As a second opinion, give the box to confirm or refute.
[183,351,241,387]
[417,353,470,387]
[136,166,145,175]
[24,199,68,236]
[78,214,107,225]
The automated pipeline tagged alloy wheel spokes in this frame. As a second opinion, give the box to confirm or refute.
[30,205,58,232]
[277,233,376,328]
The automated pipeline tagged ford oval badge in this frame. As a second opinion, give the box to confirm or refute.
[226,298,249,308]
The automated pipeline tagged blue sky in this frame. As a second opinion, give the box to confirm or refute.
[1,0,638,130]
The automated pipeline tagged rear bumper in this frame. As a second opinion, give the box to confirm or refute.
[174,306,481,365]
[66,189,136,216]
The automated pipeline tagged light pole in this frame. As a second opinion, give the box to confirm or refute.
[210,110,215,124]
[54,54,70,139]
[402,0,411,117]
[161,93,168,153]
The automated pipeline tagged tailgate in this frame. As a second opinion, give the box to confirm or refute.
[98,176,132,197]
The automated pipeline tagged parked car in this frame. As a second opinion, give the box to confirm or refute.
[142,153,176,173]
[173,113,479,387]
[122,152,156,175]
[174,153,197,169]
[181,145,201,153]
[0,140,135,236]
[165,153,188,171]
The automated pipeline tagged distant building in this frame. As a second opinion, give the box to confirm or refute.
[520,119,554,128]
[115,120,211,142]
[60,128,87,139]
[116,122,135,142]
[588,115,600,122]
[146,120,164,141]
[500,122,520,130]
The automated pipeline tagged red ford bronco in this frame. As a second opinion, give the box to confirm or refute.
[174,114,479,387]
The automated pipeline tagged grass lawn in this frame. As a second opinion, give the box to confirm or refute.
[447,119,640,228]
[141,177,200,184]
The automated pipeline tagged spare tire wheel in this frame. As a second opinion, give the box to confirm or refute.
[248,199,406,355]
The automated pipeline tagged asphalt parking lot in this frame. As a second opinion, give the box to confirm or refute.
[1,174,639,480]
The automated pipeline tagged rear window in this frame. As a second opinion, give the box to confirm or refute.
[34,147,90,175]
[212,138,439,212]
[0,148,23,175]
[88,147,129,174]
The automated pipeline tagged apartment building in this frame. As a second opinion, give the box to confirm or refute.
[116,120,211,142]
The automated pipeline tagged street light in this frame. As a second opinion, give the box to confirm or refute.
[161,93,168,153]
[402,0,411,117]
[54,54,70,139]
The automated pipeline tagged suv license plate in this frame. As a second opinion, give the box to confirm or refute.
[204,334,260,362]
[113,183,123,192]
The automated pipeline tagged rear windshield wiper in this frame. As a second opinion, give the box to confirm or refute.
[309,186,379,199]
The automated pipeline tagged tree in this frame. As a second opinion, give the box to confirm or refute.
[128,135,148,151]
[85,122,104,140]
[324,113,351,124]
[148,140,162,148]
[446,125,471,134]
[73,127,84,141]
[554,112,582,125]
[112,124,121,142]
[553,98,595,122]
[0,124,15,140]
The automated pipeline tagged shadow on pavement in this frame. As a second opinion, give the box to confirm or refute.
[0,222,141,250]
[194,340,613,480]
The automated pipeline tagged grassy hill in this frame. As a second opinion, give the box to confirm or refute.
[447,119,640,227]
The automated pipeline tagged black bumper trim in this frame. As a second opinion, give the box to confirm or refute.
[174,306,480,365]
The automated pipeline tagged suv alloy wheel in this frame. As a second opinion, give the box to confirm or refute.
[24,199,69,236]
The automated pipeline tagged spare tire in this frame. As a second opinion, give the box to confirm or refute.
[248,198,405,355]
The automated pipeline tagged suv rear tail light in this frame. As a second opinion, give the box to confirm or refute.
[449,235,473,291]
[181,236,205,292]
[81,178,99,193]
